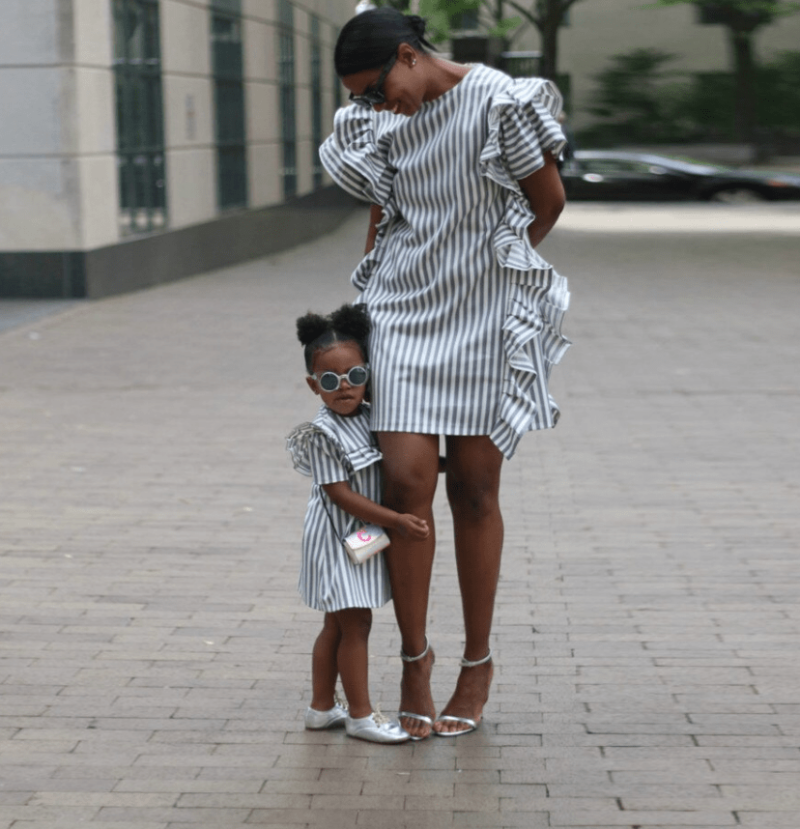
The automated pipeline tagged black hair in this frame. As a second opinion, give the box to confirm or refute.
[334,8,435,77]
[296,304,371,373]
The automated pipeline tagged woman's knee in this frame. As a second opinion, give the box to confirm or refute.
[378,433,439,511]
[446,472,500,521]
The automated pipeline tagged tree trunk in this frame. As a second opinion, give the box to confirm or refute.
[727,27,756,144]
[538,7,560,79]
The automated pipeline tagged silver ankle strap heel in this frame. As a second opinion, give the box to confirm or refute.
[398,634,434,740]
[460,648,492,668]
[400,634,431,663]
[434,648,493,738]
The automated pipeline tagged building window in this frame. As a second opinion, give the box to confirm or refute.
[310,15,323,189]
[113,0,167,234]
[451,9,479,32]
[211,0,248,209]
[278,0,297,199]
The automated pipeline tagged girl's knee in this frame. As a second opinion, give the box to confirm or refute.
[335,607,373,637]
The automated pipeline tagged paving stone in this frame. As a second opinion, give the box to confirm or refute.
[1,208,800,827]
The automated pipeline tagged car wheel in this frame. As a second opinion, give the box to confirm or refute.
[709,188,767,204]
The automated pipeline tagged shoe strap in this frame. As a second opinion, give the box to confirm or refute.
[460,648,492,668]
[400,634,430,663]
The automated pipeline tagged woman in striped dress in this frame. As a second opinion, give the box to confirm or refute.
[319,9,571,739]
[287,305,430,743]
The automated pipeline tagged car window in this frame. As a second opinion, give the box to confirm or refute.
[585,159,662,175]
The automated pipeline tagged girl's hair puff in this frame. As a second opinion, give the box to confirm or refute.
[334,8,435,78]
[296,303,370,373]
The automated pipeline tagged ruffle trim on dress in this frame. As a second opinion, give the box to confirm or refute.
[286,416,382,478]
[489,271,572,460]
[319,107,398,205]
[479,78,567,275]
[319,106,400,292]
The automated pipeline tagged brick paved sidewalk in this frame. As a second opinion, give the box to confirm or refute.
[1,206,799,828]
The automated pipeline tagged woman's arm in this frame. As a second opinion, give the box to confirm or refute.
[322,481,429,539]
[519,152,566,249]
[365,204,384,254]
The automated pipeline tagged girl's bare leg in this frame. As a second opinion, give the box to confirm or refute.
[377,431,440,739]
[434,435,503,734]
[310,613,341,711]
[334,607,374,719]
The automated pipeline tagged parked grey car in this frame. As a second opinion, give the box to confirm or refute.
[560,151,800,202]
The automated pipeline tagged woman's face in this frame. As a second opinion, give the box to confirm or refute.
[342,45,426,117]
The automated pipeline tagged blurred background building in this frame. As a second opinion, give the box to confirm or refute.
[2,1,798,298]
[0,0,354,298]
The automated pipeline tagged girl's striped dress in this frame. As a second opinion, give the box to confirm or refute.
[286,404,391,612]
[319,65,572,460]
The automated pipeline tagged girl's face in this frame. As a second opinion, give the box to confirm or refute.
[342,44,426,118]
[306,341,368,418]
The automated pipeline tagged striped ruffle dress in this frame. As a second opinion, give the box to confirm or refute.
[286,404,391,612]
[319,65,571,459]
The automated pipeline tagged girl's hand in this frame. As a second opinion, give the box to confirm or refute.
[394,514,430,540]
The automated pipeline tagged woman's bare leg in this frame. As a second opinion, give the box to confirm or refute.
[334,607,374,719]
[434,435,503,734]
[377,431,440,739]
[310,613,341,711]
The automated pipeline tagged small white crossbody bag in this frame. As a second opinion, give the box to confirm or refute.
[320,489,390,565]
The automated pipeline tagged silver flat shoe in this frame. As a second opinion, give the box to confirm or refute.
[345,711,410,744]
[304,701,348,730]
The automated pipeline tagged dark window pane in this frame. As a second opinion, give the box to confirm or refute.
[218,148,248,209]
[211,9,247,209]
[113,0,167,234]
[278,0,296,199]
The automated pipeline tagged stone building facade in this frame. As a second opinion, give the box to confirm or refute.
[0,0,355,298]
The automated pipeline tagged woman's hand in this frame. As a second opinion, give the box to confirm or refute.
[393,513,430,540]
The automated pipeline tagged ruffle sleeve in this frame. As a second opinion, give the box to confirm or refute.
[480,78,567,274]
[319,107,401,292]
[319,106,397,206]
[286,409,382,482]
[481,77,566,186]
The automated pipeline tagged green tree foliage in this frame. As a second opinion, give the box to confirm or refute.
[655,0,799,141]
[579,47,800,147]
[583,49,683,143]
[415,0,522,43]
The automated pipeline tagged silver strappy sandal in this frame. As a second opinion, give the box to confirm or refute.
[398,635,434,741]
[434,648,493,737]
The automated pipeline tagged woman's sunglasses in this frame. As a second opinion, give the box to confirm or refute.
[349,53,397,109]
[312,364,370,392]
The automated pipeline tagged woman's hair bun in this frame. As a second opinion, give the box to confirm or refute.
[296,312,329,347]
[407,15,427,38]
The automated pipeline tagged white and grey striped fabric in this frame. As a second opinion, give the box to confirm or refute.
[286,404,391,612]
[319,65,571,459]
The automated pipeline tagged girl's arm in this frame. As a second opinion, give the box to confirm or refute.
[519,152,566,248]
[322,481,429,540]
[365,204,383,254]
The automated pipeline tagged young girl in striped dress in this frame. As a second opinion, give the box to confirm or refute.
[286,304,429,744]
